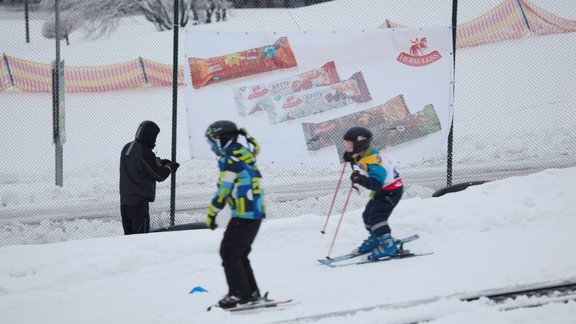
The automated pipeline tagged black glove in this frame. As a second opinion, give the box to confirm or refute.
[343,152,355,163]
[350,170,369,187]
[160,159,171,166]
[169,162,180,172]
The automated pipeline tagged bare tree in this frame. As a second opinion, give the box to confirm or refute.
[40,0,233,36]
[189,0,230,25]
[180,0,189,27]
[41,0,173,38]
[41,10,83,45]
[138,0,172,31]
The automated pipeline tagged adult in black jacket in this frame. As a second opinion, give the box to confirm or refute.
[120,121,179,235]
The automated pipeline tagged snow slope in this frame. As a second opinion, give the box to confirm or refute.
[1,167,576,323]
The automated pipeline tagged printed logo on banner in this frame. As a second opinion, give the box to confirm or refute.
[247,85,269,99]
[397,37,442,67]
[282,96,303,109]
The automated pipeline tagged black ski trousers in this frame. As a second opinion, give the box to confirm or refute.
[220,218,262,299]
[121,199,150,235]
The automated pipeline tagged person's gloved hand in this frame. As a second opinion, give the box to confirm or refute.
[161,159,171,166]
[350,170,369,187]
[168,162,180,172]
[343,152,355,163]
[238,127,247,136]
[206,206,218,230]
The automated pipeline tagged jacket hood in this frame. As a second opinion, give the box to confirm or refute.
[135,120,160,149]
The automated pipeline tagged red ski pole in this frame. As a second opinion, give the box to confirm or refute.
[321,162,348,235]
[326,183,355,259]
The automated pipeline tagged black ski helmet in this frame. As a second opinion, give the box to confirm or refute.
[205,120,239,147]
[343,127,372,153]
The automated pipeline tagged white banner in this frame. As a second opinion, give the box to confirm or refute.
[184,28,453,166]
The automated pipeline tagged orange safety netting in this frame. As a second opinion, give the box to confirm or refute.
[0,55,11,91]
[377,19,407,29]
[5,55,52,92]
[456,0,529,48]
[1,54,184,93]
[141,58,185,87]
[378,0,575,49]
[520,0,576,36]
[6,55,149,93]
[65,59,145,93]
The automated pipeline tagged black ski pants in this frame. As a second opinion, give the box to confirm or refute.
[121,199,150,235]
[220,218,262,299]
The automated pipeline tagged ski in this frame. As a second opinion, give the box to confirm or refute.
[318,234,420,266]
[324,251,434,268]
[206,292,294,312]
[224,299,294,312]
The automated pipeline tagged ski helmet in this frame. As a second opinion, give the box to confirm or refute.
[205,120,239,155]
[343,127,372,153]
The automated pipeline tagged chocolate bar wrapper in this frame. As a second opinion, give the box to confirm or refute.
[263,71,371,124]
[301,95,441,156]
[233,61,340,116]
[188,37,298,89]
[301,95,410,151]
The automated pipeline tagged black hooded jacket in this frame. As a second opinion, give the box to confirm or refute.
[120,121,171,205]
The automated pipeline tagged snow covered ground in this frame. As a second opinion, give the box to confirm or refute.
[1,167,576,323]
[1,1,576,322]
[1,0,575,243]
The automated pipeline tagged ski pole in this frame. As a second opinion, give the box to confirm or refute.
[321,162,348,235]
[326,182,355,259]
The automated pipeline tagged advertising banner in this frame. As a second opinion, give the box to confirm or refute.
[184,28,453,166]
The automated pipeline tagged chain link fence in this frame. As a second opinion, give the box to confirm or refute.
[1,0,575,246]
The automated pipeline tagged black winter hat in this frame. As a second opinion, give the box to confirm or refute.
[135,120,160,149]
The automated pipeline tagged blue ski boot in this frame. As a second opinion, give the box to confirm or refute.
[370,233,398,260]
[353,232,379,254]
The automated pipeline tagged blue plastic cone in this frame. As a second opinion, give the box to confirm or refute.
[189,286,208,294]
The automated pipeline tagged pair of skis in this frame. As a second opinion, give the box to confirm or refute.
[319,164,431,268]
[318,234,432,267]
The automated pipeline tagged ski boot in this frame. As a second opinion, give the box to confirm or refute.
[353,232,379,254]
[218,294,250,309]
[369,233,399,260]
[248,289,266,303]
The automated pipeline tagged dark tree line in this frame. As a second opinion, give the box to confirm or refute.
[3,0,333,44]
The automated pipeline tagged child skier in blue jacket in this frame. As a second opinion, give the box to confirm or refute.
[343,127,404,260]
[204,120,265,309]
